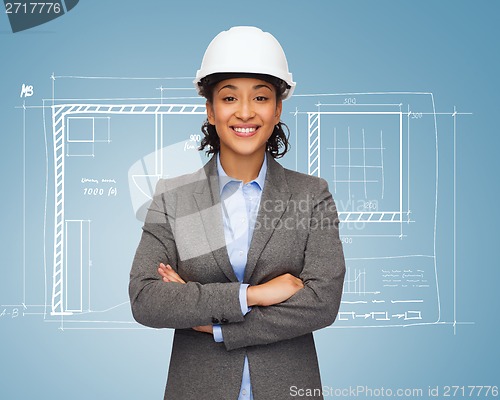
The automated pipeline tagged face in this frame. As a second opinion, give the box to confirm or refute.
[206,77,282,159]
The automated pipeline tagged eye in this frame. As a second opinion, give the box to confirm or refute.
[255,96,268,101]
[223,96,236,102]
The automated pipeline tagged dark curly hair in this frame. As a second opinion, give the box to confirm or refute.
[197,73,291,159]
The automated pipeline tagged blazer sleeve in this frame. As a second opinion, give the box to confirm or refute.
[220,178,346,351]
[129,179,245,329]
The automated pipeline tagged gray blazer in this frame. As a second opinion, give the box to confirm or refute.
[129,152,346,399]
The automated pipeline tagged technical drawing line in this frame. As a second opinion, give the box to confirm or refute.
[295,107,298,170]
[23,101,26,305]
[453,106,457,335]
[44,96,201,102]
[430,93,441,323]
[131,175,161,200]
[348,126,351,203]
[307,112,320,176]
[57,328,152,330]
[64,220,90,312]
[54,75,195,80]
[399,110,403,231]
[50,320,137,324]
[381,129,386,200]
[88,221,91,312]
[296,108,468,116]
[391,300,424,303]
[326,321,475,329]
[407,105,411,223]
[15,105,54,109]
[51,72,55,107]
[64,221,67,311]
[154,115,159,178]
[296,111,401,115]
[330,165,382,168]
[80,222,83,312]
[362,128,367,198]
[345,255,435,260]
[333,127,337,193]
[155,87,197,91]
[24,85,461,330]
[43,97,51,318]
[327,147,386,150]
[159,114,164,176]
[339,213,404,223]
[315,103,402,107]
[345,269,365,284]
[85,301,130,314]
[294,91,434,97]
[50,97,68,316]
[405,112,473,116]
[343,234,409,238]
[52,103,207,115]
[47,101,206,315]
[343,268,375,295]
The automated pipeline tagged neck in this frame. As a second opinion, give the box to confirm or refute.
[219,147,266,183]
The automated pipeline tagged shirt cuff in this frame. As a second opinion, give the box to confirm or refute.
[213,324,223,342]
[239,283,252,315]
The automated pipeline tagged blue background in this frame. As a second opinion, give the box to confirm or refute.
[1,1,499,398]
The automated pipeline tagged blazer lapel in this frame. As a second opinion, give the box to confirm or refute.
[244,155,292,283]
[192,156,239,283]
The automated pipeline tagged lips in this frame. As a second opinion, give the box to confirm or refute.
[232,125,259,138]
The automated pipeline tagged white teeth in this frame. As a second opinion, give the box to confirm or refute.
[234,127,256,133]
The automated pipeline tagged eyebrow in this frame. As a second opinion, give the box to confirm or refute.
[217,84,273,93]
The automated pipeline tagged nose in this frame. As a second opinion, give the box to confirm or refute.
[235,99,255,121]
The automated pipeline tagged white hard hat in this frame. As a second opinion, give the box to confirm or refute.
[194,26,296,100]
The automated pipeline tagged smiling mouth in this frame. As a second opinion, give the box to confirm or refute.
[232,126,259,137]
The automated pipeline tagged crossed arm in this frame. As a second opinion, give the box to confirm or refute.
[157,262,304,334]
[129,177,345,350]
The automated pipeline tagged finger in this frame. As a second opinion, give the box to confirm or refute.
[158,263,168,273]
[158,263,186,284]
[158,264,180,280]
[158,264,175,282]
[165,267,186,284]
[162,275,183,284]
[159,263,174,274]
[168,274,186,284]
[163,270,186,284]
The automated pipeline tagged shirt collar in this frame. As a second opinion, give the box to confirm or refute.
[217,152,267,195]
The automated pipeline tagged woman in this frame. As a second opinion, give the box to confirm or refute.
[129,26,345,399]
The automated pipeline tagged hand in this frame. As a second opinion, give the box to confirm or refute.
[157,263,186,283]
[247,273,304,307]
[192,325,214,334]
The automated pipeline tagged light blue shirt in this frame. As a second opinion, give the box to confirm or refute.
[212,152,267,400]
